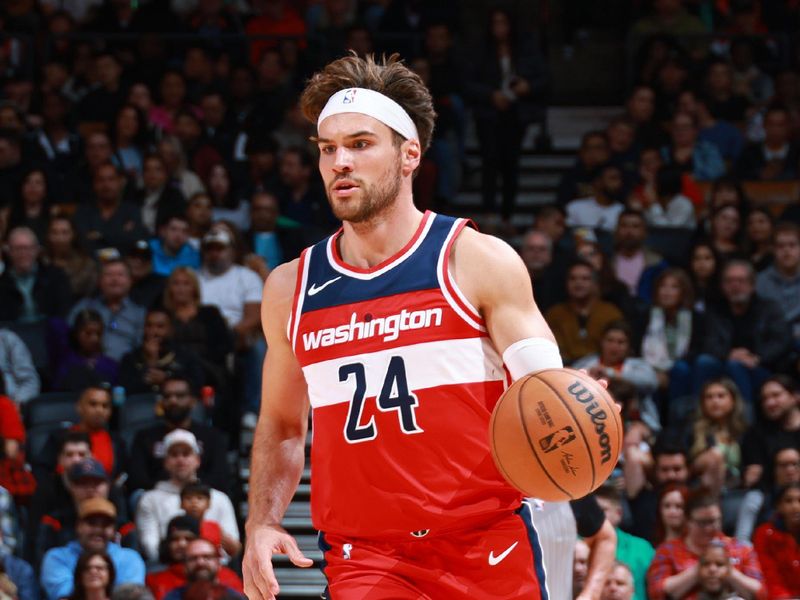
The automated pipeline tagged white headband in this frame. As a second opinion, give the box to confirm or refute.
[317,87,419,141]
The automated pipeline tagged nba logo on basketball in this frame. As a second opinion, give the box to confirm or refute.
[343,89,357,104]
[538,426,576,453]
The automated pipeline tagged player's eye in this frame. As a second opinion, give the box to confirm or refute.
[352,140,369,149]
[320,145,336,154]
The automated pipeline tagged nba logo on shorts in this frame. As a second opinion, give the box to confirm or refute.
[539,426,576,453]
[343,543,352,560]
[343,89,357,104]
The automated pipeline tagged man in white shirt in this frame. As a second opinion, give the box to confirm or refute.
[135,429,239,563]
[198,228,264,426]
[566,164,626,233]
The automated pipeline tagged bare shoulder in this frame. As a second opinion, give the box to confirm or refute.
[451,227,530,309]
[261,258,301,335]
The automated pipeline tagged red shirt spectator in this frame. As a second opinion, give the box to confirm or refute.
[245,2,306,65]
[0,395,24,444]
[752,484,800,600]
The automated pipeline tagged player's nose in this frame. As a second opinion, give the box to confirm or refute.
[333,147,354,171]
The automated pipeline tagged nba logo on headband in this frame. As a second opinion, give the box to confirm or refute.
[342,89,357,104]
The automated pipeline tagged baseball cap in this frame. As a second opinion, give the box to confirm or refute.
[67,458,109,483]
[128,239,152,260]
[78,497,117,521]
[163,429,201,454]
[202,229,232,247]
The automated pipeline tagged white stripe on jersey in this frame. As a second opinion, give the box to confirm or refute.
[436,220,485,332]
[290,246,313,351]
[302,336,504,408]
[528,500,576,600]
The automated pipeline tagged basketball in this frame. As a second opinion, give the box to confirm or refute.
[489,368,622,502]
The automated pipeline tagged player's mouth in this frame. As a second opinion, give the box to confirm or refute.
[332,179,359,198]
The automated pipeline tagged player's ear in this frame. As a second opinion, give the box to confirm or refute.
[400,138,421,176]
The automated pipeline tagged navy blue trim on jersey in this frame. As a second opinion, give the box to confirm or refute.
[318,532,331,599]
[301,212,461,313]
[517,502,550,600]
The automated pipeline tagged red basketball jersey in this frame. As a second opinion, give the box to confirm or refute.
[290,211,521,539]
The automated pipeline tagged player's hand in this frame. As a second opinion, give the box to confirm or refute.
[243,524,313,599]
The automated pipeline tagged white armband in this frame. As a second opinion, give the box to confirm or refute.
[502,337,563,382]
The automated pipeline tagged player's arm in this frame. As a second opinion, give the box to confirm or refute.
[577,519,617,600]
[243,261,314,600]
[451,228,559,367]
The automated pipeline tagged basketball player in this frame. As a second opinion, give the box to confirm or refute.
[243,54,565,600]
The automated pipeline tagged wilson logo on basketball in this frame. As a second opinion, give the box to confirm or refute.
[566,382,613,465]
[538,426,576,454]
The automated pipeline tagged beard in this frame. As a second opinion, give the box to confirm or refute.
[163,404,192,424]
[328,161,402,224]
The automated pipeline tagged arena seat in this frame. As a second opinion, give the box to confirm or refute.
[23,392,79,429]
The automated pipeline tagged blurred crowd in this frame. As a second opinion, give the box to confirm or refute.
[0,0,799,600]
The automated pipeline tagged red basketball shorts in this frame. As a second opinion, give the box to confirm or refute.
[318,502,549,600]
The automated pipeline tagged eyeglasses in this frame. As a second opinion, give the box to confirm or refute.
[691,516,721,528]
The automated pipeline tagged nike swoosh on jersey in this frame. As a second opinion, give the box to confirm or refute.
[488,541,519,566]
[308,276,342,296]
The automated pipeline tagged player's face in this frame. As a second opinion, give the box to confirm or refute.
[317,113,404,224]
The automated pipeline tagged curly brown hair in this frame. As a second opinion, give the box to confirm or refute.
[300,53,436,153]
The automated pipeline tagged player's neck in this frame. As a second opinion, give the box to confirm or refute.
[339,200,425,269]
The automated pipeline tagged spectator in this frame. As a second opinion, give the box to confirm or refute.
[174,110,223,184]
[743,208,774,272]
[0,392,24,473]
[566,163,626,233]
[111,585,153,600]
[162,538,243,600]
[688,241,721,313]
[125,241,166,311]
[662,112,726,182]
[611,209,668,302]
[127,375,228,493]
[0,529,36,600]
[8,169,52,243]
[545,260,624,364]
[180,482,241,558]
[653,484,689,547]
[149,71,190,136]
[118,308,203,395]
[111,105,148,183]
[135,429,237,564]
[0,394,31,507]
[678,90,745,164]
[595,486,655,600]
[276,146,333,231]
[736,106,800,181]
[149,214,200,278]
[246,191,307,271]
[185,193,213,252]
[137,154,186,236]
[756,222,800,340]
[198,92,235,160]
[556,131,610,206]
[700,179,750,232]
[0,327,40,404]
[752,482,800,598]
[53,310,119,391]
[0,227,71,322]
[607,116,639,180]
[624,85,666,148]
[695,541,748,600]
[204,163,249,232]
[0,131,26,212]
[43,216,98,302]
[156,137,204,202]
[534,205,569,257]
[729,39,773,106]
[35,92,82,201]
[646,490,764,600]
[573,539,591,599]
[74,133,115,205]
[694,259,792,407]
[72,163,148,256]
[644,167,696,229]
[704,60,751,124]
[162,267,232,390]
[687,378,748,497]
[76,53,126,127]
[145,516,241,600]
[238,134,279,201]
[463,6,548,220]
[574,321,660,433]
[40,498,145,600]
[642,268,702,416]
[68,551,115,600]
[197,228,262,419]
[575,229,639,315]
[630,0,707,40]
[69,259,146,362]
[518,229,562,313]
[36,458,133,566]
[600,562,635,600]
[625,437,691,542]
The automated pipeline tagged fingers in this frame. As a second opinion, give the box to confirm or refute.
[243,551,279,600]
[285,537,314,567]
